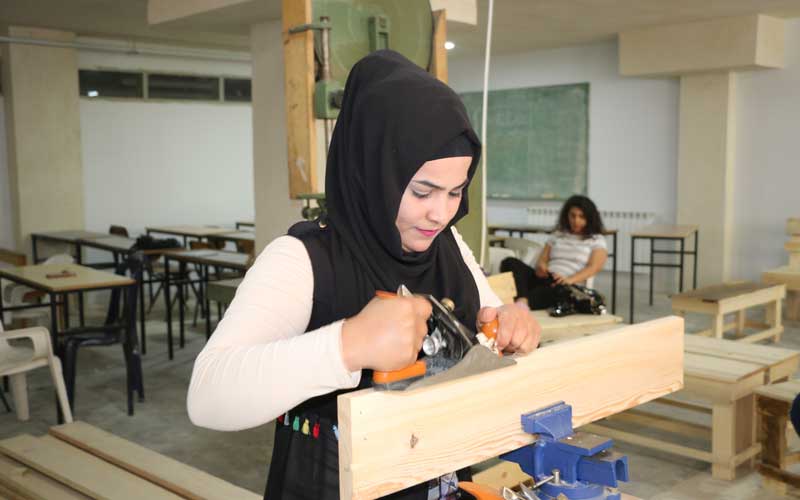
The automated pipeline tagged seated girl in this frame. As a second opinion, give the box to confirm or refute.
[500,195,608,310]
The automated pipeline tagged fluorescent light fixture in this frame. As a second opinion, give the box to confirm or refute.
[444,41,455,50]
[87,90,99,97]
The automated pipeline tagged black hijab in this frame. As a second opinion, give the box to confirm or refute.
[303,49,482,328]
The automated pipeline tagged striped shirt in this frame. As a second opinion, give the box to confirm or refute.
[546,231,607,277]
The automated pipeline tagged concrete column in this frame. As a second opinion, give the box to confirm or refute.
[1,26,84,256]
[677,72,737,285]
[250,21,302,253]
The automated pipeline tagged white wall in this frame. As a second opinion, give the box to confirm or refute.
[78,50,254,237]
[732,18,800,280]
[448,41,680,227]
[0,98,13,250]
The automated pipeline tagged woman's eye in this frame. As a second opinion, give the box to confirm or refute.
[412,190,431,199]
[448,190,463,198]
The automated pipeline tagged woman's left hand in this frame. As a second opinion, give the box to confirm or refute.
[477,304,541,354]
[551,273,576,286]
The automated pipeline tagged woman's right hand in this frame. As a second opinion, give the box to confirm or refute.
[340,295,432,372]
[534,263,549,278]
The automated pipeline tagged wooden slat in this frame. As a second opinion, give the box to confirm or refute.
[0,454,90,500]
[672,281,773,302]
[338,316,684,499]
[282,0,317,197]
[583,423,713,462]
[430,10,448,83]
[763,267,800,291]
[756,379,800,403]
[0,435,181,500]
[630,224,698,239]
[48,422,259,500]
[0,248,26,266]
[684,335,800,372]
[683,352,764,383]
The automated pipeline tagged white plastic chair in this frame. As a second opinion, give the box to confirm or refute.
[0,322,73,423]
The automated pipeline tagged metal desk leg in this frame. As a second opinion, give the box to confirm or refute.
[31,235,39,264]
[205,265,212,340]
[679,238,686,292]
[139,268,147,355]
[49,292,66,424]
[693,231,699,289]
[165,255,173,360]
[63,294,70,330]
[630,236,636,324]
[0,277,4,329]
[649,238,655,306]
[179,261,186,349]
[611,233,617,314]
[75,243,85,327]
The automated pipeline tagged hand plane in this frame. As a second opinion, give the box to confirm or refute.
[372,285,516,391]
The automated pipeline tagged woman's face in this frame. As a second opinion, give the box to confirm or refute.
[395,156,471,253]
[568,206,587,234]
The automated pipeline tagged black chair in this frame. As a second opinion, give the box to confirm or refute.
[61,252,145,416]
[109,225,130,237]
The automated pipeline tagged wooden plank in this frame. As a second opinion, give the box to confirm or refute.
[486,272,516,305]
[583,423,713,462]
[756,380,800,402]
[430,10,448,83]
[338,316,684,499]
[49,422,260,500]
[0,435,181,500]
[738,326,783,344]
[717,285,785,314]
[684,335,800,375]
[605,408,710,439]
[683,352,764,384]
[672,281,772,302]
[763,267,800,291]
[788,217,800,236]
[282,0,317,197]
[0,264,135,293]
[0,248,26,266]
[0,454,90,500]
[630,224,698,239]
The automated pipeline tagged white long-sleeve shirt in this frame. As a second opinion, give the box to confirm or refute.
[187,227,501,431]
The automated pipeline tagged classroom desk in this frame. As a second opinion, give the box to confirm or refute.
[235,221,255,230]
[30,230,107,264]
[206,278,243,307]
[162,250,251,359]
[489,224,619,314]
[208,230,256,255]
[145,225,233,247]
[0,263,135,359]
[630,224,699,323]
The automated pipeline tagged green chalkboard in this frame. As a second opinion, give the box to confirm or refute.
[460,83,589,201]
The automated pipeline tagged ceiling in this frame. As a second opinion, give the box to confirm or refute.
[2,0,800,55]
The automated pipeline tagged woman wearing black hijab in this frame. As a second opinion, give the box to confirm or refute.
[187,50,540,499]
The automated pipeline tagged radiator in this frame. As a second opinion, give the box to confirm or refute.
[521,207,657,273]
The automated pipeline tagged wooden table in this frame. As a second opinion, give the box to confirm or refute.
[162,250,251,359]
[630,224,699,323]
[533,310,623,345]
[764,266,800,321]
[29,230,107,264]
[145,225,233,247]
[235,220,255,230]
[672,282,785,343]
[489,224,620,314]
[755,379,800,495]
[206,278,242,306]
[0,421,259,500]
[587,335,800,480]
[208,231,255,255]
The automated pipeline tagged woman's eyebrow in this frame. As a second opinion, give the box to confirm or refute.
[411,179,469,191]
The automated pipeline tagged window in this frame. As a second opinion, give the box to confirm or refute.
[148,73,220,101]
[79,70,143,98]
[224,78,252,102]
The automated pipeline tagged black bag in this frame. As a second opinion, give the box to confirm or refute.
[132,235,181,251]
[548,283,607,317]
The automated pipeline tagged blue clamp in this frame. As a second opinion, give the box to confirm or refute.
[500,402,629,500]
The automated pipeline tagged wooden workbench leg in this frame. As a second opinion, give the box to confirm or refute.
[766,299,783,342]
[759,397,791,494]
[712,314,725,339]
[736,394,757,472]
[736,310,746,338]
[712,402,736,480]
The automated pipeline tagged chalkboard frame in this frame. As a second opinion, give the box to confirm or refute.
[460,82,590,202]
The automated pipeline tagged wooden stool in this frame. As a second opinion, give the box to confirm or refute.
[672,282,785,342]
[587,337,800,480]
[764,266,800,322]
[756,379,800,495]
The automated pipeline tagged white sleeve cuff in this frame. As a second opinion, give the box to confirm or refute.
[331,319,363,387]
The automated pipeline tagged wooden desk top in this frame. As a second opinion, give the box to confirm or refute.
[146,226,232,238]
[489,224,618,236]
[164,249,251,270]
[763,266,800,290]
[31,230,108,243]
[630,224,699,239]
[0,263,134,293]
[236,221,255,228]
[671,281,776,302]
[788,218,800,236]
[683,352,764,384]
[685,335,799,382]
[78,235,136,253]
[212,231,255,242]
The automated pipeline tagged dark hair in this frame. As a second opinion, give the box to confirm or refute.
[556,195,605,237]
